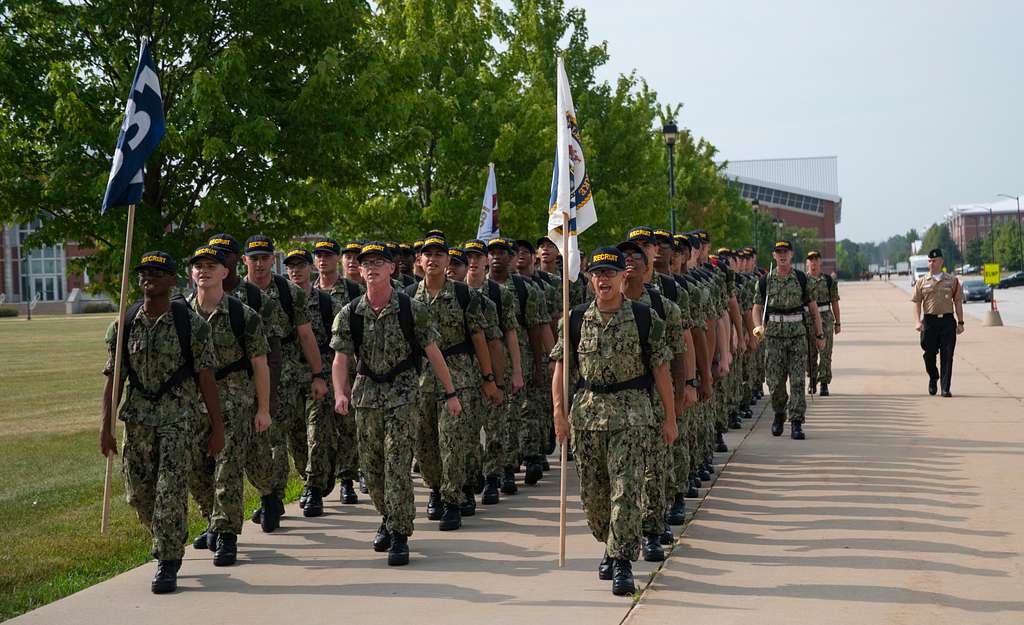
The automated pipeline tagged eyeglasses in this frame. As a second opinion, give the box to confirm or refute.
[360,258,389,268]
[623,253,646,262]
[591,268,620,278]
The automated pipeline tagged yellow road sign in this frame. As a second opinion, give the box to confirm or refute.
[983,263,1001,286]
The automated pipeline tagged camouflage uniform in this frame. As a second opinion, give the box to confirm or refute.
[520,277,552,464]
[551,301,671,561]
[187,294,269,534]
[304,286,340,495]
[324,277,365,483]
[805,274,838,385]
[476,281,519,479]
[331,290,439,536]
[756,271,811,423]
[497,276,546,472]
[104,307,216,561]
[411,279,486,505]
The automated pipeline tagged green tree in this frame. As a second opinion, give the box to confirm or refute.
[836,239,866,279]
[920,222,961,267]
[993,221,1024,272]
[964,237,984,267]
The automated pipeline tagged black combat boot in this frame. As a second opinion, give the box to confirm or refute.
[373,520,391,552]
[928,378,938,395]
[341,479,359,504]
[193,523,215,551]
[299,485,311,509]
[715,432,728,453]
[643,535,665,562]
[791,421,806,440]
[686,479,700,498]
[151,559,180,594]
[481,476,500,505]
[808,381,817,395]
[665,494,686,525]
[611,559,636,596]
[460,486,477,517]
[524,457,543,485]
[475,472,486,494]
[213,532,237,567]
[438,501,462,531]
[742,407,753,419]
[259,495,280,532]
[819,383,829,397]
[541,457,551,471]
[426,488,442,521]
[303,487,323,517]
[358,471,369,494]
[387,532,410,566]
[771,413,786,437]
[728,412,742,429]
[598,553,614,580]
[501,466,518,494]
[659,522,674,546]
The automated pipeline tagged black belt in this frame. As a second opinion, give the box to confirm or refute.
[766,306,805,315]
[816,301,831,306]
[215,358,253,380]
[357,357,418,384]
[441,341,474,358]
[281,332,297,344]
[577,375,652,394]
[923,313,954,319]
[127,365,195,402]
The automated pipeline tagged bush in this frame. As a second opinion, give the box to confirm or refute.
[0,306,18,318]
[82,303,113,314]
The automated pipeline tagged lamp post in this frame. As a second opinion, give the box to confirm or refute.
[752,199,760,257]
[662,121,678,233]
[997,194,1023,272]
[988,207,996,264]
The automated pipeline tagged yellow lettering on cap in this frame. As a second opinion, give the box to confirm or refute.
[655,230,671,237]
[423,237,445,246]
[248,240,270,248]
[593,253,619,263]
[141,255,166,264]
[195,247,218,257]
[465,242,484,249]
[449,249,463,256]
[362,244,385,253]
[345,242,361,250]
[775,241,788,247]
[209,238,231,246]
[315,241,334,249]
[287,249,306,257]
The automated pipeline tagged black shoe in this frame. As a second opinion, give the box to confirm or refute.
[387,532,409,566]
[791,422,806,440]
[715,432,728,453]
[358,472,369,494]
[272,495,285,517]
[412,461,420,473]
[259,495,280,532]
[598,553,614,580]
[728,413,742,429]
[612,559,636,596]
[373,520,391,553]
[481,476,500,505]
[566,448,574,462]
[213,532,237,567]
[808,382,817,395]
[665,494,686,525]
[659,522,674,546]
[460,487,476,517]
[541,457,551,472]
[524,460,543,486]
[192,525,215,551]
[500,467,518,495]
[151,559,180,594]
[299,485,311,509]
[439,502,462,531]
[928,378,938,396]
[686,484,700,498]
[742,407,753,419]
[341,479,359,504]
[304,487,323,517]
[426,489,442,521]
[643,535,665,562]
[819,383,829,397]
[697,466,711,481]
[941,390,952,398]
[474,472,486,495]
[251,507,262,525]
[771,413,786,437]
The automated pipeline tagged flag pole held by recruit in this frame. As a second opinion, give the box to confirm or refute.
[558,211,570,568]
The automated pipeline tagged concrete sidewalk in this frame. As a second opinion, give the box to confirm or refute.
[11,281,1024,624]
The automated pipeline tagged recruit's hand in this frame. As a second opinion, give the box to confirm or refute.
[511,370,525,393]
[834,323,842,335]
[335,393,350,416]
[446,395,462,417]
[915,321,923,333]
[207,423,225,457]
[254,410,271,434]
[554,413,571,443]
[100,429,118,457]
[310,377,328,401]
[661,417,678,445]
[483,380,504,405]
[816,338,826,351]
[683,385,698,409]
[699,379,713,401]
[956,323,965,335]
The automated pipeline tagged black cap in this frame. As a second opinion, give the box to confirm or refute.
[588,247,627,272]
[694,230,710,244]
[398,243,412,254]
[312,237,340,255]
[412,239,425,253]
[514,239,535,254]
[385,241,401,257]
[208,234,240,255]
[806,250,821,259]
[425,229,446,240]
[420,236,449,253]
[244,235,275,256]
[616,240,647,263]
[536,235,557,249]
[188,245,228,266]
[134,251,177,274]
[357,241,393,262]
[448,248,468,265]
[486,237,515,253]
[342,240,364,255]
[462,239,486,256]
[653,229,674,245]
[673,233,691,250]
[927,248,943,259]
[773,240,793,252]
[717,247,734,257]
[626,226,657,245]
[284,248,314,265]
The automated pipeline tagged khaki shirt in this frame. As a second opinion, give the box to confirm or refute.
[911,272,960,315]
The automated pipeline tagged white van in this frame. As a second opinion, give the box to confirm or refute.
[909,255,929,286]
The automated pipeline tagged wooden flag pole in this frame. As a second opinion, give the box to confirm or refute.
[558,211,571,568]
[100,203,137,534]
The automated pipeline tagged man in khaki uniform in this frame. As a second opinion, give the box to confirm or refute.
[911,248,965,397]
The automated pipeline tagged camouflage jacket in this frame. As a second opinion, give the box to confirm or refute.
[256,276,310,384]
[330,289,439,409]
[410,278,486,393]
[551,300,671,431]
[496,275,545,380]
[229,281,281,340]
[655,272,694,329]
[476,279,518,387]
[632,287,686,356]
[305,285,340,380]
[104,304,217,426]
[756,270,810,338]
[805,274,838,327]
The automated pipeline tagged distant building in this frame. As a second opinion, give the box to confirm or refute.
[1,221,98,313]
[946,197,1023,253]
[721,156,842,273]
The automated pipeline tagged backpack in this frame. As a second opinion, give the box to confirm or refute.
[509,274,529,328]
[316,289,334,352]
[184,292,252,381]
[271,274,296,343]
[485,279,506,334]
[656,273,678,303]
[349,291,422,382]
[241,282,263,314]
[568,300,654,394]
[404,280,474,357]
[759,269,809,314]
[643,285,665,320]
[122,299,195,401]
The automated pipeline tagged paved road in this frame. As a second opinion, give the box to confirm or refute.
[888,274,1024,327]
[10,281,1024,624]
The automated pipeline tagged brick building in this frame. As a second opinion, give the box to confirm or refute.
[946,197,1024,253]
[721,156,842,273]
[1,221,99,313]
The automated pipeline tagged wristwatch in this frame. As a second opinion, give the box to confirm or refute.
[957,321,964,326]
[444,390,459,400]
[685,378,700,388]
[312,371,328,381]
[816,333,824,340]
[482,372,496,383]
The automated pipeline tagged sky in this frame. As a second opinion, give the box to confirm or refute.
[575,0,1024,243]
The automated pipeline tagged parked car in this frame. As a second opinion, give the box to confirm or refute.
[962,279,992,302]
[957,264,978,275]
[997,271,1024,289]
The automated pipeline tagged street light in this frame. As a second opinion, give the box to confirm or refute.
[752,199,760,256]
[996,193,1024,272]
[662,121,678,233]
[988,207,996,264]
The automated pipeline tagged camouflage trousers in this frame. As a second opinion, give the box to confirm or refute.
[463,390,486,488]
[122,419,192,561]
[415,389,472,505]
[189,404,252,534]
[305,387,338,496]
[335,406,360,482]
[806,314,835,384]
[480,392,506,478]
[573,426,653,562]
[281,380,308,483]
[502,361,532,469]
[671,406,692,499]
[766,334,808,422]
[642,394,672,535]
[521,382,548,462]
[358,402,417,536]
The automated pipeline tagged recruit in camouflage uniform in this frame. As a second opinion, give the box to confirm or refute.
[100,251,223,594]
[804,250,841,395]
[185,245,271,566]
[551,246,676,597]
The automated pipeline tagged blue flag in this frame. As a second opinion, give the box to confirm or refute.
[101,40,165,213]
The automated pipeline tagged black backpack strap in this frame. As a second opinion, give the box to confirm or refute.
[317,289,334,351]
[216,295,254,380]
[244,282,263,313]
[397,291,419,365]
[345,278,361,303]
[824,273,834,294]
[658,274,678,303]
[630,300,652,374]
[442,281,475,358]
[794,269,809,303]
[486,279,506,334]
[643,285,665,320]
[272,274,296,336]
[511,274,528,328]
[568,302,588,376]
[349,295,365,359]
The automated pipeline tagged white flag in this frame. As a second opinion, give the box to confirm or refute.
[477,163,500,240]
[546,57,597,281]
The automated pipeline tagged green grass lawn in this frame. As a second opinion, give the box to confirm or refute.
[0,315,301,621]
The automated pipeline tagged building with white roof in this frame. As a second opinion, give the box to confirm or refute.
[946,196,1023,253]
